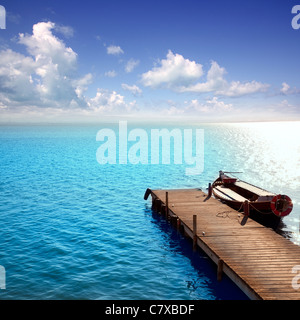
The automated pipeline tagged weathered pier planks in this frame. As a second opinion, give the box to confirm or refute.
[144,188,300,300]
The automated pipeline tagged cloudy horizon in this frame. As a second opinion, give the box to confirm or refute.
[0,1,300,123]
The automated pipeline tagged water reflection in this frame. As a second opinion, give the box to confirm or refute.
[200,121,300,245]
[145,205,249,300]
[231,122,300,245]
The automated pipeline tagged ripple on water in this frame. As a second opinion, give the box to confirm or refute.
[3,123,299,299]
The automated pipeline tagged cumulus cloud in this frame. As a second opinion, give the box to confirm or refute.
[88,88,137,113]
[0,21,137,116]
[19,22,77,75]
[279,82,300,95]
[179,61,269,97]
[106,45,124,55]
[141,50,203,89]
[179,61,227,93]
[0,21,88,108]
[0,49,38,104]
[141,51,269,97]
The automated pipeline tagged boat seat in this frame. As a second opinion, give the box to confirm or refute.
[234,181,275,197]
[214,186,248,202]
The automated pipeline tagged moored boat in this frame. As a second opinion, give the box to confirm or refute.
[212,171,293,228]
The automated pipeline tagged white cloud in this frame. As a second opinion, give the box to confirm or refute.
[0,21,132,112]
[142,52,270,97]
[280,82,290,94]
[206,97,233,110]
[0,49,38,104]
[106,45,124,55]
[179,61,227,93]
[153,96,233,119]
[13,21,89,108]
[121,83,142,96]
[0,21,154,121]
[164,106,185,116]
[19,22,77,75]
[0,21,139,118]
[141,50,203,89]
[1,22,287,122]
[187,97,233,113]
[55,24,74,38]
[105,70,117,78]
[125,59,140,73]
[280,99,292,108]
[179,61,269,97]
[279,82,300,95]
[217,80,270,97]
[73,73,93,99]
[88,88,137,113]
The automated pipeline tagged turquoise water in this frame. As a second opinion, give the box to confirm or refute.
[0,122,299,300]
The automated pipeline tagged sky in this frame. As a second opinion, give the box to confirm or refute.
[0,0,300,123]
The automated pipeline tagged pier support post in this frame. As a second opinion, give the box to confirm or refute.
[217,259,224,281]
[161,204,166,216]
[208,183,212,198]
[165,192,169,218]
[244,200,249,216]
[153,199,162,213]
[177,218,181,231]
[193,214,197,251]
[241,200,250,226]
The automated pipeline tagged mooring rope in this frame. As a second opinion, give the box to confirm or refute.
[215,202,246,224]
[248,202,270,215]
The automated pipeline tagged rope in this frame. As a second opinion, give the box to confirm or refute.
[216,202,245,222]
[236,202,245,212]
[216,210,243,224]
[248,202,271,215]
[216,211,234,219]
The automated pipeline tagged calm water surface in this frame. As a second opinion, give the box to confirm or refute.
[0,121,299,299]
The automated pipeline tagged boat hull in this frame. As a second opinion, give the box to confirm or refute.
[212,173,283,229]
[212,189,281,229]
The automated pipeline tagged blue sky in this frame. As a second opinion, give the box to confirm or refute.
[0,0,300,122]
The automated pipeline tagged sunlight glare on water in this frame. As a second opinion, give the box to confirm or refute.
[222,121,300,244]
[0,121,299,299]
[236,122,300,183]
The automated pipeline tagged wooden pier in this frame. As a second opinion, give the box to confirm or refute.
[144,188,300,300]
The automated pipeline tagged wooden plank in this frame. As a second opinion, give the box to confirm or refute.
[147,188,300,300]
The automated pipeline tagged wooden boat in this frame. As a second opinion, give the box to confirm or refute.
[212,171,293,228]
